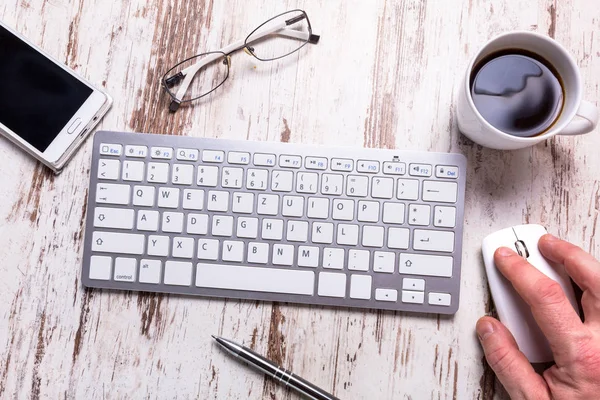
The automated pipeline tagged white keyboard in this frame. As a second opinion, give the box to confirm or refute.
[82,131,467,314]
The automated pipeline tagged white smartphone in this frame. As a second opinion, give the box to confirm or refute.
[0,21,112,173]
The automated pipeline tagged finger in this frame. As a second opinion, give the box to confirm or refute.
[494,247,585,358]
[476,317,550,400]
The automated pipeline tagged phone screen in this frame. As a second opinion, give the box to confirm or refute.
[0,25,93,152]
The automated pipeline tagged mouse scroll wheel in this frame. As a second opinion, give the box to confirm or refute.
[515,240,530,258]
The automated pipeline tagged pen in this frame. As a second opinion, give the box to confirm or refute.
[212,335,340,400]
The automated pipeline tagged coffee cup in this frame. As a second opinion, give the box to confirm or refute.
[457,31,599,150]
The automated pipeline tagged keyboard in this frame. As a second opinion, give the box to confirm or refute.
[82,131,467,314]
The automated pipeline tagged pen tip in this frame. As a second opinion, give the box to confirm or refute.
[211,335,217,340]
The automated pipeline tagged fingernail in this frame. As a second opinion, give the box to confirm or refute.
[477,321,495,341]
[496,247,514,257]
[544,234,559,242]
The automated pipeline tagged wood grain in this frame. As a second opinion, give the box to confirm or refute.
[1,0,599,399]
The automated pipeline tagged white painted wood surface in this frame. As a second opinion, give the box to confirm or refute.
[1,0,599,398]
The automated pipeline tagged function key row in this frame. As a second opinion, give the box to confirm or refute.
[99,143,458,178]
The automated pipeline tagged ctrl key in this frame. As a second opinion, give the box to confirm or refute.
[89,256,112,280]
[114,257,136,282]
[375,288,398,302]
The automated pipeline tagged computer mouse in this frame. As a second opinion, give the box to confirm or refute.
[481,224,579,363]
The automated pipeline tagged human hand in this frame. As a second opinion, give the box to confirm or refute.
[476,234,600,399]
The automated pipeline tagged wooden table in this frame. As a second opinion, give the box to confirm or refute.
[1,0,599,398]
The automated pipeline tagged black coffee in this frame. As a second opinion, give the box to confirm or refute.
[470,50,564,137]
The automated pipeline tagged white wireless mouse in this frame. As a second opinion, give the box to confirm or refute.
[482,224,579,363]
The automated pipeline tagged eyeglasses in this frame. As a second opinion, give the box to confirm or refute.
[162,9,320,112]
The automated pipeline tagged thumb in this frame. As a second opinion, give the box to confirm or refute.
[476,317,550,400]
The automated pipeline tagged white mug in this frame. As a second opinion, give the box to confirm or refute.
[457,31,599,150]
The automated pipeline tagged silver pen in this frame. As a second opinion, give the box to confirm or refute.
[212,336,340,400]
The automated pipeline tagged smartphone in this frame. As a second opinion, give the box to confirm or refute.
[0,21,112,173]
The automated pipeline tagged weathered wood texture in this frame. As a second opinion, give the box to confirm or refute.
[1,0,599,399]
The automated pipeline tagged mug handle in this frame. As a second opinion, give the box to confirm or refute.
[559,100,599,136]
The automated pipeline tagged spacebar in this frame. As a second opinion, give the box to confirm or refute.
[195,263,315,296]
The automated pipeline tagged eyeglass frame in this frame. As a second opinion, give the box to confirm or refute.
[162,9,320,112]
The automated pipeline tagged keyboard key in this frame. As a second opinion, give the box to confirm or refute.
[122,160,145,181]
[350,275,372,299]
[348,250,369,271]
[347,175,369,197]
[371,177,394,199]
[133,185,155,207]
[336,224,359,246]
[321,174,344,195]
[147,163,169,183]
[402,278,425,291]
[212,216,234,236]
[408,204,430,226]
[237,217,258,238]
[362,226,384,247]
[318,272,346,297]
[282,196,304,217]
[182,189,204,210]
[434,206,456,228]
[375,288,398,302]
[93,207,134,230]
[98,159,120,180]
[172,164,194,185]
[257,194,279,215]
[137,210,159,231]
[307,197,329,219]
[388,227,409,249]
[357,201,379,222]
[413,229,455,252]
[435,165,459,179]
[402,290,425,304]
[422,181,458,203]
[305,156,327,170]
[222,240,244,262]
[186,214,208,235]
[99,143,122,156]
[246,169,268,190]
[383,162,406,175]
[196,263,314,295]
[228,151,250,164]
[148,235,169,256]
[373,251,395,273]
[203,150,224,163]
[197,166,219,186]
[287,221,309,242]
[172,237,195,258]
[247,242,269,264]
[253,153,276,166]
[297,246,319,267]
[162,212,184,233]
[322,248,344,269]
[428,292,452,306]
[357,160,379,173]
[272,244,294,266]
[125,145,147,158]
[158,187,180,208]
[382,202,405,224]
[89,256,112,280]
[280,155,302,168]
[312,222,334,244]
[139,259,162,284]
[232,192,254,214]
[207,191,229,212]
[409,163,432,177]
[151,146,173,159]
[176,148,199,161]
[399,253,453,277]
[164,261,192,286]
[198,239,219,260]
[332,199,354,221]
[262,219,284,240]
[114,257,136,282]
[92,231,144,254]
[222,167,244,189]
[397,179,419,200]
[271,170,294,192]
[331,158,354,172]
[297,172,318,193]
